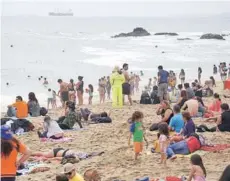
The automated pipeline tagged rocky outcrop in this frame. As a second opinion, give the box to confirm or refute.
[177,38,192,40]
[200,33,225,40]
[112,27,150,38]
[154,32,178,36]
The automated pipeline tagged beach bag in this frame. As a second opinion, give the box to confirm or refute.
[61,155,80,165]
[40,107,48,116]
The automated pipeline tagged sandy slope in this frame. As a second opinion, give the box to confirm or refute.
[10,82,230,180]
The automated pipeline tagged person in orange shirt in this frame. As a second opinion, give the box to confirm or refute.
[7,96,28,119]
[1,125,31,181]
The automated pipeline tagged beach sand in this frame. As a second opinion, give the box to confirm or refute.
[9,82,230,181]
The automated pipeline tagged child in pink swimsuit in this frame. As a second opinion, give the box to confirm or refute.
[158,123,169,167]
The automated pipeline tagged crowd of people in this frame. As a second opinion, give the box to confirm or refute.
[1,63,230,181]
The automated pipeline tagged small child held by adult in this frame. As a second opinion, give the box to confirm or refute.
[188,154,206,181]
[128,111,148,160]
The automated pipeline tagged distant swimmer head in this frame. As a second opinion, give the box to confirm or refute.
[28,75,31,78]
[6,82,9,86]
[62,49,65,52]
[10,45,13,47]
[155,45,158,48]
[41,76,43,78]
[38,78,41,81]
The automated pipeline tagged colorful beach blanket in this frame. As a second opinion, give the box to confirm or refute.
[200,144,230,152]
[40,137,73,142]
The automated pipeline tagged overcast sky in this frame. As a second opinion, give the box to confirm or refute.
[1,1,230,17]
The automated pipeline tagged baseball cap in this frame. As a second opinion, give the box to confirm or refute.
[63,163,75,174]
[1,125,13,140]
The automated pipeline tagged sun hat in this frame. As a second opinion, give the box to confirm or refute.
[63,163,75,174]
[1,125,13,140]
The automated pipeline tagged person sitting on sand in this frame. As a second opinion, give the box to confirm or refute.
[37,116,64,139]
[28,92,41,117]
[58,79,69,107]
[168,105,184,133]
[150,86,160,104]
[63,163,84,181]
[184,83,195,100]
[1,125,31,181]
[170,112,195,143]
[7,96,28,119]
[205,103,230,132]
[166,133,201,160]
[219,165,230,181]
[150,101,174,131]
[188,154,206,181]
[176,90,188,109]
[208,93,222,112]
[181,98,199,117]
[57,102,83,129]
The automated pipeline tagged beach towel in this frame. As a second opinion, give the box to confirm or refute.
[40,137,73,142]
[150,176,181,181]
[200,144,230,152]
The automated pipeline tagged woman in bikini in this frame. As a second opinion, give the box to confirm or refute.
[76,76,84,106]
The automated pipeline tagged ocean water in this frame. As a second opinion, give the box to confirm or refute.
[1,16,230,111]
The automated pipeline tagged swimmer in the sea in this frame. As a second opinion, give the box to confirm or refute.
[43,78,48,86]
[6,82,9,86]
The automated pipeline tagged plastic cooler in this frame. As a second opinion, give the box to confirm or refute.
[224,79,230,90]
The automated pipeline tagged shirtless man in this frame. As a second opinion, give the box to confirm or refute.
[58,79,69,107]
[122,63,132,105]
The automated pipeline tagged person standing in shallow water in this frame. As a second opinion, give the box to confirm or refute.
[198,67,202,84]
[213,65,217,75]
[122,63,133,105]
[58,79,69,107]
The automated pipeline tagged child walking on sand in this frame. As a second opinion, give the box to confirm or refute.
[188,154,206,181]
[88,84,94,105]
[128,111,148,160]
[158,123,169,166]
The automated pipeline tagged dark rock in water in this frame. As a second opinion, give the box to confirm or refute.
[154,32,178,36]
[200,33,225,40]
[177,38,192,40]
[162,51,165,54]
[112,27,151,38]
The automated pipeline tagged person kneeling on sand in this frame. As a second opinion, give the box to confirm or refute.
[37,116,64,139]
[63,163,84,181]
[57,102,83,129]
